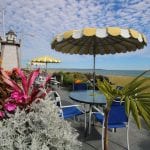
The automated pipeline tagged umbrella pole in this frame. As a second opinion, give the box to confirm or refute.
[46,63,47,72]
[93,53,96,101]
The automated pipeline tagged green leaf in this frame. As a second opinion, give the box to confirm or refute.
[128,70,150,85]
[134,85,150,94]
[136,99,150,104]
[124,78,149,96]
[136,102,150,128]
[136,93,150,99]
[125,97,130,116]
[130,100,141,129]
[140,104,150,115]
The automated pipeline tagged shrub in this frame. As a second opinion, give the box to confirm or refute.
[62,72,74,88]
[56,72,88,88]
[0,99,81,150]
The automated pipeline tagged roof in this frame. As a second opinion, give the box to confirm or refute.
[6,30,16,36]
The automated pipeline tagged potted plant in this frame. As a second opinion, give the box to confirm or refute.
[97,70,150,150]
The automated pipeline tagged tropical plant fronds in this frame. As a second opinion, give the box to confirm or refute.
[122,70,150,129]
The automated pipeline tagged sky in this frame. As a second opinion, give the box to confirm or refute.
[0,0,150,70]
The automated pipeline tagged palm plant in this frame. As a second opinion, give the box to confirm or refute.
[97,70,150,150]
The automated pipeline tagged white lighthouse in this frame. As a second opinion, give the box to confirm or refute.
[0,30,21,70]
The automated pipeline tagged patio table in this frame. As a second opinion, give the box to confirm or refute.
[69,90,106,134]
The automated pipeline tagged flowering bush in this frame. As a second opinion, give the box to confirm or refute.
[4,68,20,81]
[0,99,82,150]
[0,68,51,119]
[0,69,12,104]
[0,67,22,103]
[0,68,17,118]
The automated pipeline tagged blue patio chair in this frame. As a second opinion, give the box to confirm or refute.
[47,91,85,120]
[92,101,129,150]
[73,83,88,91]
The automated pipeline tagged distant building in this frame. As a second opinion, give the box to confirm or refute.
[0,30,21,70]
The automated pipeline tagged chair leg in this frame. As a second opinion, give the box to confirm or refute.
[92,115,95,126]
[127,126,130,150]
[73,116,76,122]
[88,105,92,134]
[102,123,104,150]
[111,128,116,132]
[84,111,87,130]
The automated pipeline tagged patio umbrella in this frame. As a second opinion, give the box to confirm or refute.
[31,55,61,72]
[51,27,147,99]
[31,62,45,69]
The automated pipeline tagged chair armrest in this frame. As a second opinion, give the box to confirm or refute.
[51,77,56,80]
[92,105,104,115]
[61,105,85,113]
[61,104,80,108]
[51,80,60,84]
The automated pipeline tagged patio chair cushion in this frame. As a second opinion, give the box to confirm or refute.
[62,106,83,119]
[94,112,127,128]
[73,83,88,91]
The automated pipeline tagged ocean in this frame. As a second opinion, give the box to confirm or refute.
[47,68,150,77]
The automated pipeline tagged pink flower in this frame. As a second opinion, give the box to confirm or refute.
[11,91,26,103]
[11,91,23,100]
[0,111,5,119]
[4,102,17,112]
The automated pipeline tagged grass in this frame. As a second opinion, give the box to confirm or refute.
[107,75,150,93]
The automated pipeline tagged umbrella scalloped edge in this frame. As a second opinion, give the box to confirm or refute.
[51,27,147,55]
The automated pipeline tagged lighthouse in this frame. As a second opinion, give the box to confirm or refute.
[0,30,21,70]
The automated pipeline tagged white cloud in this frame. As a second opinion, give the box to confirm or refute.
[0,0,149,69]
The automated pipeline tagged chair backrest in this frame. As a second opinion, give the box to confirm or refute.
[35,75,46,83]
[108,101,128,125]
[45,91,61,106]
[45,91,63,118]
[73,83,88,91]
[52,91,62,107]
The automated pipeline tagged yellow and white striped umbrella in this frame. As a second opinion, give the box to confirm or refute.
[51,27,147,95]
[51,27,147,54]
[31,56,61,71]
[31,56,61,63]
[31,62,45,66]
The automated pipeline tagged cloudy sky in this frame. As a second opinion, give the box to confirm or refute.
[0,0,150,70]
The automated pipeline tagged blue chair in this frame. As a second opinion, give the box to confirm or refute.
[73,83,88,91]
[49,91,85,119]
[92,101,129,150]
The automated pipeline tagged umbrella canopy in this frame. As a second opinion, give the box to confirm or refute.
[51,27,147,98]
[31,55,61,71]
[32,62,45,66]
[31,62,46,68]
[52,27,146,54]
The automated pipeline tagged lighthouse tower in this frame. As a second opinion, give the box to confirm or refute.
[0,30,21,70]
